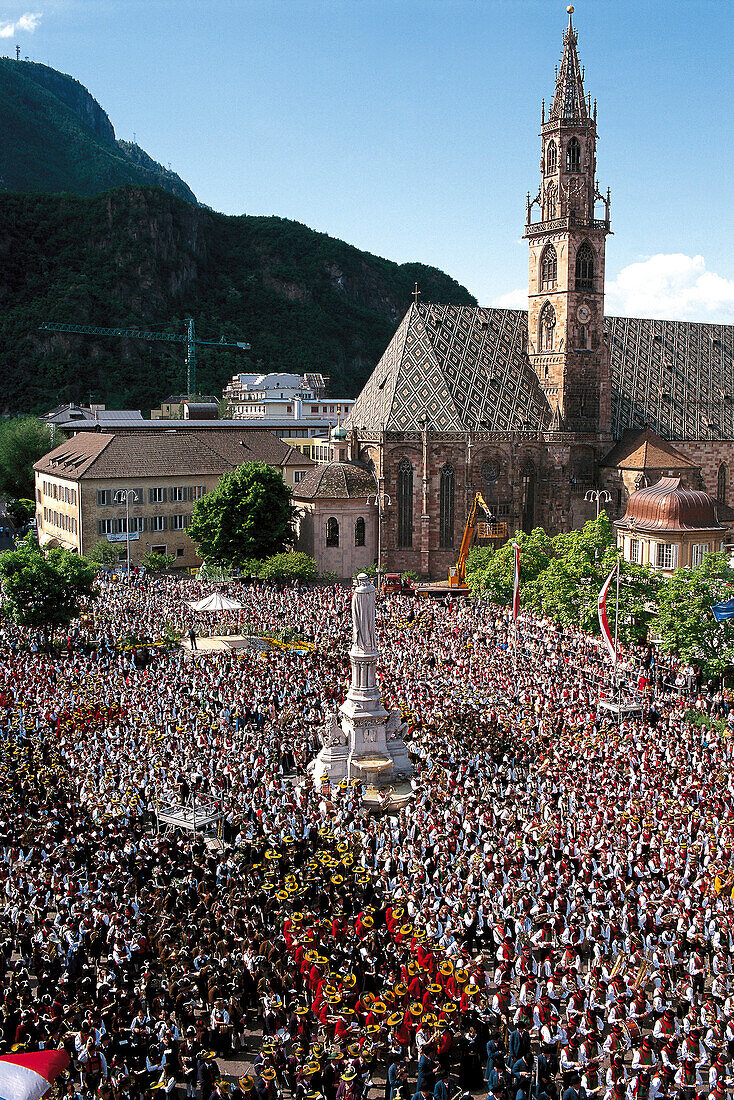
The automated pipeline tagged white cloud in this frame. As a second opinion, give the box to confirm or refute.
[0,11,42,37]
[605,253,734,322]
[491,254,734,323]
[492,287,526,309]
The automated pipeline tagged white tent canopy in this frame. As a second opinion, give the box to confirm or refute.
[188,592,243,612]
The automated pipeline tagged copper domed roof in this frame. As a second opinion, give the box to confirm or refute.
[618,476,727,533]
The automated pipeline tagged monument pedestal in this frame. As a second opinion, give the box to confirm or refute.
[309,575,413,789]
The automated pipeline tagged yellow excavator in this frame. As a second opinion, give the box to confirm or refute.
[447,492,508,591]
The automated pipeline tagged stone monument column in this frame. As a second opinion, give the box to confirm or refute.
[308,573,412,787]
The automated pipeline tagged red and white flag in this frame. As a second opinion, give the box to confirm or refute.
[512,542,520,622]
[0,1051,70,1100]
[597,562,618,664]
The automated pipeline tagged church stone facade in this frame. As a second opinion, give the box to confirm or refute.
[343,11,734,580]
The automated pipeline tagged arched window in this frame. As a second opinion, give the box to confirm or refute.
[718,464,728,503]
[354,516,365,547]
[546,140,557,173]
[397,459,413,548]
[539,302,556,352]
[439,464,455,548]
[575,242,594,291]
[521,463,535,533]
[540,244,557,291]
[566,137,581,172]
[326,517,339,547]
[544,182,557,220]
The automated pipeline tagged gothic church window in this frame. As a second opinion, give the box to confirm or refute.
[544,182,557,220]
[540,244,557,291]
[539,302,556,352]
[546,140,557,172]
[354,517,365,547]
[326,517,339,547]
[718,464,728,503]
[439,464,455,548]
[566,137,581,172]
[575,242,594,291]
[397,459,413,548]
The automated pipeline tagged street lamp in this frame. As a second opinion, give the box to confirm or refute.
[366,489,392,591]
[585,487,612,519]
[114,489,140,579]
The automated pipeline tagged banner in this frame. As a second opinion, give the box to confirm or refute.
[0,1051,70,1100]
[597,562,618,664]
[106,531,140,543]
[512,543,520,622]
[712,596,734,622]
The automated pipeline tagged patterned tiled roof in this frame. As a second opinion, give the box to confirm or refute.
[294,462,376,501]
[347,304,734,440]
[346,304,551,432]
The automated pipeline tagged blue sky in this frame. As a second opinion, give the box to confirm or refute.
[3,0,734,321]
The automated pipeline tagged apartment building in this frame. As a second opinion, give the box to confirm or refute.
[34,429,313,569]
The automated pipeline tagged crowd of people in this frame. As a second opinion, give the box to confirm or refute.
[1,575,733,1100]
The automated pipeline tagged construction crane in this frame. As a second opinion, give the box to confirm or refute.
[38,317,250,400]
[448,491,508,591]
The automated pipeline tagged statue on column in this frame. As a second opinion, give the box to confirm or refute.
[351,573,376,653]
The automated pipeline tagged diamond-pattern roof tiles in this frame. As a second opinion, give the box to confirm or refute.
[348,304,734,440]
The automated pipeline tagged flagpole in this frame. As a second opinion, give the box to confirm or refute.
[614,562,621,718]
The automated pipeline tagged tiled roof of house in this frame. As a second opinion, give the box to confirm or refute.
[601,427,700,471]
[294,462,375,500]
[34,429,312,481]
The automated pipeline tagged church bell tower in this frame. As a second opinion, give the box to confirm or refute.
[525,6,611,434]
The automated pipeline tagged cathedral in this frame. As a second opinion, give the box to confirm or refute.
[341,8,734,579]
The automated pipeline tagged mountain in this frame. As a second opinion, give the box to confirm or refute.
[0,57,196,203]
[0,187,476,414]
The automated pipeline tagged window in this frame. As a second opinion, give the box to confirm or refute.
[397,459,413,548]
[151,515,167,532]
[718,464,728,503]
[294,471,305,484]
[629,539,640,564]
[540,244,557,291]
[193,485,206,500]
[151,545,167,555]
[176,548,185,558]
[326,517,339,547]
[692,543,710,567]
[169,486,186,503]
[354,517,366,547]
[171,514,186,531]
[575,242,595,291]
[543,182,557,220]
[97,489,112,507]
[539,302,556,352]
[149,487,166,504]
[439,464,455,548]
[97,518,119,536]
[546,139,557,173]
[655,543,677,570]
[566,137,581,172]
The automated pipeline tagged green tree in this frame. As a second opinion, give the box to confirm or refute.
[652,552,734,677]
[0,535,97,643]
[0,418,54,499]
[189,462,294,568]
[142,550,176,574]
[85,539,122,568]
[525,513,659,643]
[468,527,553,603]
[258,552,319,584]
[5,498,36,527]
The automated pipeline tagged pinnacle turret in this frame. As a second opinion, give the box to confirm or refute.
[549,6,588,122]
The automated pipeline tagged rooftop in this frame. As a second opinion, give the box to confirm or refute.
[616,476,731,534]
[293,461,376,501]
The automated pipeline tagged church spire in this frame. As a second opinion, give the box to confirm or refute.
[550,6,588,122]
